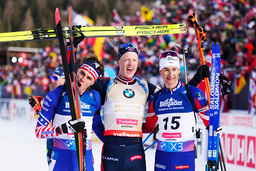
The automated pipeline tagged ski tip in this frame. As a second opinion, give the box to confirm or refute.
[69,6,72,26]
[55,8,60,25]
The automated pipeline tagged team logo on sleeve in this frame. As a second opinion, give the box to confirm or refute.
[196,92,205,101]
[123,88,135,98]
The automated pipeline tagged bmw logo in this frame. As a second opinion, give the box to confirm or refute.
[160,141,167,150]
[65,140,75,149]
[123,88,135,98]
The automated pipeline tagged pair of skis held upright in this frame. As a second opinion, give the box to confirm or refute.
[55,7,85,171]
[187,10,226,171]
[206,42,226,171]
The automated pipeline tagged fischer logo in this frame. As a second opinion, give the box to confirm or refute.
[135,25,168,30]
[160,98,182,107]
[130,155,142,161]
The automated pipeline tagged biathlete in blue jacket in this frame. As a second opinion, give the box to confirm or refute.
[29,67,65,166]
[35,54,104,171]
[145,50,210,171]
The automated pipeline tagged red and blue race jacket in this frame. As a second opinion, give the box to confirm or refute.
[145,81,209,152]
[35,85,101,150]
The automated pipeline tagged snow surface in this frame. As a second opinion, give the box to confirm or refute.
[0,111,252,171]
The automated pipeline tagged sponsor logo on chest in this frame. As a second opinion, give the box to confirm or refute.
[160,97,183,107]
[65,102,90,109]
[123,88,135,98]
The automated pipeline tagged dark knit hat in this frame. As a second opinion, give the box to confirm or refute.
[117,43,139,60]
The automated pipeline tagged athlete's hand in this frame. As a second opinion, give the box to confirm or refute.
[72,25,84,48]
[29,96,40,108]
[56,119,85,134]
[193,65,210,84]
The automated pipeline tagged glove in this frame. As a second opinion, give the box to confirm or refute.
[72,25,85,48]
[219,73,233,100]
[193,65,210,85]
[29,96,40,108]
[56,119,85,134]
[29,96,44,112]
[153,124,159,141]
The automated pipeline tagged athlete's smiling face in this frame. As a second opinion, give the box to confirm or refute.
[160,66,180,89]
[76,68,96,95]
[117,52,138,79]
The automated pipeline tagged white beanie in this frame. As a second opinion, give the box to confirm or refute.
[159,51,180,71]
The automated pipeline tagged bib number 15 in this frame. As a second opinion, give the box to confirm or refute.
[163,116,181,130]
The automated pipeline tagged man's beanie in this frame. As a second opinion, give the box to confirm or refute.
[117,43,138,60]
[53,67,65,77]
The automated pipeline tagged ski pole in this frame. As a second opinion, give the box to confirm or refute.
[143,124,159,145]
[187,10,211,104]
[219,139,227,171]
[144,141,157,151]
[176,45,192,84]
[143,132,154,145]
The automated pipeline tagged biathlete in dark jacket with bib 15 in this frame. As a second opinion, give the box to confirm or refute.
[92,43,210,171]
[145,50,210,171]
[35,53,104,171]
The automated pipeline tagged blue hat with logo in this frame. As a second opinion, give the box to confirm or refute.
[53,67,65,77]
[117,43,139,60]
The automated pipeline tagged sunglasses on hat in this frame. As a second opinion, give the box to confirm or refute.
[159,50,179,59]
[118,43,139,52]
[51,75,64,81]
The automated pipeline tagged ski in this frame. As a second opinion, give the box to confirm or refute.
[206,42,221,171]
[55,7,85,171]
[0,23,186,43]
[68,6,86,171]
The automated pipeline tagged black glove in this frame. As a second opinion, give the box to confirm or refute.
[193,65,210,85]
[29,96,44,109]
[219,73,233,100]
[29,96,39,108]
[56,119,85,134]
[72,25,85,48]
[153,124,159,141]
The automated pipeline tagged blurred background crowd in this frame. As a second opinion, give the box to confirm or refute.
[0,0,255,112]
